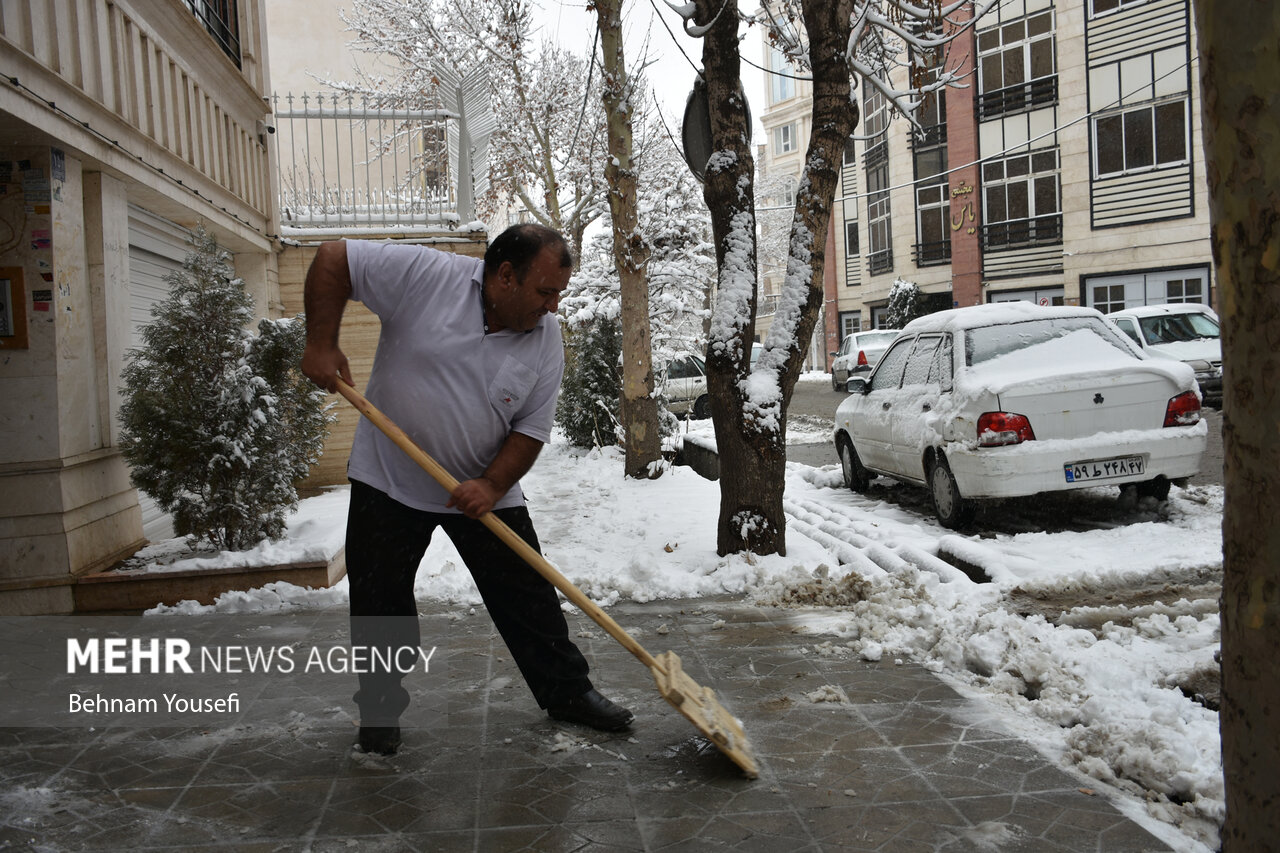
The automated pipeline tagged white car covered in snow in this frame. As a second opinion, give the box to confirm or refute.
[832,303,1207,528]
[1106,303,1222,407]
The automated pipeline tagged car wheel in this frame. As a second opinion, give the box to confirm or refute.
[692,395,711,420]
[839,438,871,492]
[1135,476,1171,501]
[929,453,974,528]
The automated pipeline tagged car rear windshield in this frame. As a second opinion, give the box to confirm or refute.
[965,317,1135,366]
[858,331,899,347]
[1138,311,1219,345]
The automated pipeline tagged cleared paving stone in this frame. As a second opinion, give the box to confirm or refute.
[0,597,1174,850]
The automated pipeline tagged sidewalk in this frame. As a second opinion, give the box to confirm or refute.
[0,598,1172,852]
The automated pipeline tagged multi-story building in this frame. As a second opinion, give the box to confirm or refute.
[819,0,1211,353]
[1,1,280,614]
[755,33,830,369]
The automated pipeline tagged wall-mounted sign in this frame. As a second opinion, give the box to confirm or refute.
[0,267,29,349]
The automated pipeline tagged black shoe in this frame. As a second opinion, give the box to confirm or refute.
[547,689,633,732]
[358,726,401,755]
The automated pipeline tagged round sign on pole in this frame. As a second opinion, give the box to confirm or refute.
[681,76,751,183]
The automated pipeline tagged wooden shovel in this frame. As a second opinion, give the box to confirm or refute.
[334,380,759,778]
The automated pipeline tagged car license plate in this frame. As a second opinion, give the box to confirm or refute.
[1063,455,1146,483]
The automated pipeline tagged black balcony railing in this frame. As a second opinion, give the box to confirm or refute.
[981,214,1063,251]
[185,0,241,67]
[867,249,894,275]
[978,75,1058,121]
[913,239,952,266]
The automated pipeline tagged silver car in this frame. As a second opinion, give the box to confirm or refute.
[831,330,899,391]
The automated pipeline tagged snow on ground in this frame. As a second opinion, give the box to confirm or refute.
[141,372,1224,852]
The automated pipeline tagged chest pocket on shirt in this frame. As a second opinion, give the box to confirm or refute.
[488,356,539,418]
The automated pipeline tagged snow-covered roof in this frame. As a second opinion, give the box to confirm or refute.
[1107,303,1219,321]
[901,301,1103,335]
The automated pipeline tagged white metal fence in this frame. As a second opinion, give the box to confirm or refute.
[272,92,463,233]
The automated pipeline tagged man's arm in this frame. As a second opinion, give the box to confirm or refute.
[448,432,545,519]
[301,240,354,392]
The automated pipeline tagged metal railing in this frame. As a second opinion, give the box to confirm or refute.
[978,76,1059,121]
[982,213,1063,250]
[913,239,952,265]
[867,249,894,275]
[272,92,463,232]
[183,0,240,67]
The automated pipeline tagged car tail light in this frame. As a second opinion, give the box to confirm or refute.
[1164,391,1201,427]
[856,350,868,367]
[977,412,1036,446]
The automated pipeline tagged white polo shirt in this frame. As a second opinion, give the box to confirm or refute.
[344,240,564,513]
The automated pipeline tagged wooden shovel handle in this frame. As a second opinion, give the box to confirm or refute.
[334,380,662,672]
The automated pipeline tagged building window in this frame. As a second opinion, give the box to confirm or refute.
[768,46,796,104]
[915,183,951,265]
[1094,99,1188,177]
[185,0,241,67]
[982,148,1061,250]
[864,84,892,275]
[781,177,797,206]
[1092,284,1128,314]
[977,10,1056,119]
[843,136,857,166]
[1091,0,1150,16]
[840,312,861,338]
[867,162,893,274]
[773,123,796,155]
[1166,277,1204,303]
[845,221,860,258]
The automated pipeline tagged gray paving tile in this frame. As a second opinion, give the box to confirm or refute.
[0,598,1175,851]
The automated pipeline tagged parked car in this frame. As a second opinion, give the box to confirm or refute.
[832,303,1207,528]
[661,354,710,419]
[1106,304,1222,407]
[831,330,899,391]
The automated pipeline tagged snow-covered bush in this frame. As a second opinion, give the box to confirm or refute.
[557,314,622,449]
[886,278,927,329]
[119,226,331,551]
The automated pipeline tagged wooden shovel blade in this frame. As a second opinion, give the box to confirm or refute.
[651,651,759,778]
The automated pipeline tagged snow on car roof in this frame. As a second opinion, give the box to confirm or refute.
[901,301,1101,334]
[1106,303,1217,320]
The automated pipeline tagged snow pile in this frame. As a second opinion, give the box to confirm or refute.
[133,432,1224,851]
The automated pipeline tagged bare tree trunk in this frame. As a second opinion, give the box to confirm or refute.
[696,0,855,555]
[1193,1,1280,847]
[595,0,659,477]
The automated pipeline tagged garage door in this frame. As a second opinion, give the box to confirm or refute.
[128,206,191,541]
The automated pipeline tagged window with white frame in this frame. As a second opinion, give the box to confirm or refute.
[1165,276,1204,303]
[1092,283,1128,314]
[976,10,1056,118]
[845,220,860,258]
[773,123,796,155]
[781,177,798,206]
[982,148,1061,248]
[1094,99,1188,177]
[768,45,796,104]
[867,162,892,273]
[864,84,892,274]
[915,182,950,264]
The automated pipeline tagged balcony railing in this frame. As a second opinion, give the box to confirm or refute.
[183,0,241,67]
[978,75,1058,121]
[273,92,464,232]
[981,214,1063,251]
[913,239,952,266]
[867,249,894,275]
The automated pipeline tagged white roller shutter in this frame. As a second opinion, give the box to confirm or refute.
[127,207,192,542]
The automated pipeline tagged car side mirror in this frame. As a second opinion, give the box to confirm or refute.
[847,376,869,395]
[829,351,837,359]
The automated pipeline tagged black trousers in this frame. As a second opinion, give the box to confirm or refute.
[345,479,592,726]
